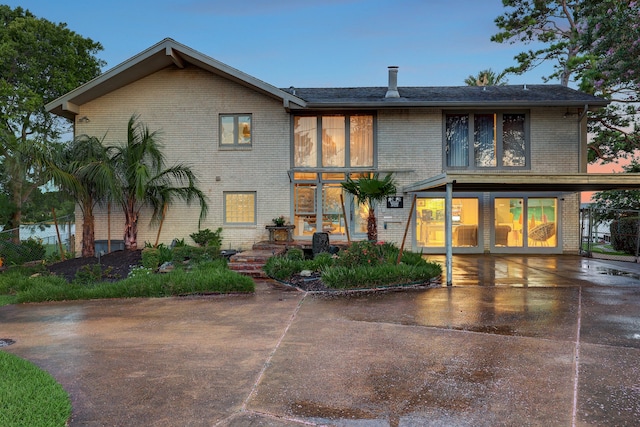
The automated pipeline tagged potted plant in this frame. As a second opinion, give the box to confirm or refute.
[272,215,286,227]
[266,216,295,242]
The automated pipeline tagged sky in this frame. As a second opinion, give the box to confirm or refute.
[4,0,556,88]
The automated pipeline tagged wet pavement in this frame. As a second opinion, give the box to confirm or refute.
[1,255,639,426]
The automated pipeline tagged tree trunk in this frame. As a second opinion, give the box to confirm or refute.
[123,203,138,250]
[81,201,95,258]
[367,209,378,242]
[9,180,22,244]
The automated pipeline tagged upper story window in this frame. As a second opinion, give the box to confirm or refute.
[293,114,374,168]
[445,112,528,169]
[220,114,252,147]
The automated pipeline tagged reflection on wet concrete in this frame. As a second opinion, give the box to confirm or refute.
[1,256,640,426]
[596,266,640,280]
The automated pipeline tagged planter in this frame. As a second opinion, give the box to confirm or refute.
[265,225,295,242]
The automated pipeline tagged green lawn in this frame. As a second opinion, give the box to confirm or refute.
[0,351,71,427]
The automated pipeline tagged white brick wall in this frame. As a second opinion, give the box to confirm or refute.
[73,65,583,254]
[76,65,290,251]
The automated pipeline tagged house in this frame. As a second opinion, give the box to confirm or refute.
[46,39,640,257]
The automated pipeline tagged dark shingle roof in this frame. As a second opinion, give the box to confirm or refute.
[282,85,608,109]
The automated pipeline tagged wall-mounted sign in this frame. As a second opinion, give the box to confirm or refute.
[386,196,403,208]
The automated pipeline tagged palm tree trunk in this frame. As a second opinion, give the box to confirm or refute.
[81,201,95,257]
[367,209,378,242]
[123,203,138,250]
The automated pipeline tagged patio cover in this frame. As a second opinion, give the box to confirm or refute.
[404,172,640,193]
[403,172,640,285]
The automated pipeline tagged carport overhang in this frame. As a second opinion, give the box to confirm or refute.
[403,172,640,286]
[404,172,640,193]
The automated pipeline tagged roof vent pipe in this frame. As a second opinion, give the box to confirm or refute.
[385,66,400,98]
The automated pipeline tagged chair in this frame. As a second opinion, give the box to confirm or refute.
[454,225,477,246]
[529,222,556,246]
[495,225,511,246]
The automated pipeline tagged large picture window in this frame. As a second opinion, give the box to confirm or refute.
[224,192,256,224]
[416,198,479,248]
[445,112,527,169]
[220,114,252,147]
[294,114,374,168]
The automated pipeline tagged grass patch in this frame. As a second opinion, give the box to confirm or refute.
[582,243,631,256]
[0,351,71,427]
[1,258,254,305]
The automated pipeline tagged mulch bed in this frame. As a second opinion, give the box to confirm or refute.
[285,272,440,293]
[47,250,143,283]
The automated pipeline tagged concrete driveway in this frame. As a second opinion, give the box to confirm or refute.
[1,255,639,426]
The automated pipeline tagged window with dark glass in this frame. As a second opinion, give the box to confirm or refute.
[445,112,527,169]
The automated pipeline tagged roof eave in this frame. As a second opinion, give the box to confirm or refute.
[45,38,306,119]
[290,100,609,111]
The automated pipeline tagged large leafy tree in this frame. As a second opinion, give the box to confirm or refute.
[0,6,104,242]
[590,161,640,217]
[341,173,397,242]
[109,116,209,250]
[492,0,640,163]
[52,136,116,257]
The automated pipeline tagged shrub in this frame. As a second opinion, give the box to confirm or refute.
[263,241,441,290]
[0,238,46,266]
[190,228,223,248]
[141,248,161,269]
[263,256,308,281]
[610,216,640,255]
[73,264,114,285]
[285,247,304,261]
[322,263,442,289]
[312,252,334,270]
[14,259,253,303]
[334,241,398,268]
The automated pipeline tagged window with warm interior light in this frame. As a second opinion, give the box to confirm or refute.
[416,198,479,247]
[220,114,252,147]
[494,197,557,247]
[224,192,256,224]
[293,114,374,168]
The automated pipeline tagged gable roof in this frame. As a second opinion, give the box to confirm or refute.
[284,85,609,110]
[45,38,307,120]
[46,38,609,120]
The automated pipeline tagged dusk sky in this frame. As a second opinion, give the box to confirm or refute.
[5,0,556,88]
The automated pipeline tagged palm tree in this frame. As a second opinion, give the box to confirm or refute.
[341,173,397,242]
[51,135,115,257]
[108,115,208,250]
[464,68,508,86]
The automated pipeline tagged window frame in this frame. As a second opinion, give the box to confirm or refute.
[443,111,530,171]
[223,191,257,225]
[292,113,376,169]
[219,113,252,149]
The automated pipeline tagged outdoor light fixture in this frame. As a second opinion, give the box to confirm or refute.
[78,116,90,123]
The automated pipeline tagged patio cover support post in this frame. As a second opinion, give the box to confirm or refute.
[446,182,453,286]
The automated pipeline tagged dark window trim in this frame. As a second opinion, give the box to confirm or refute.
[219,113,252,149]
[442,110,530,171]
[291,112,377,169]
